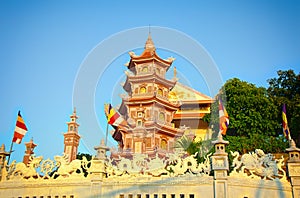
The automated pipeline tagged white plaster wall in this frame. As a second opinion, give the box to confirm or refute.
[0,176,293,198]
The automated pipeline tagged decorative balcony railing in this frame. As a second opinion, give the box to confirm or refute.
[0,148,288,182]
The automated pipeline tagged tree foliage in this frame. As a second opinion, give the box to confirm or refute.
[175,135,214,163]
[76,153,92,177]
[206,78,279,137]
[225,135,288,154]
[203,77,288,153]
[77,152,93,161]
[174,135,202,155]
[267,69,300,145]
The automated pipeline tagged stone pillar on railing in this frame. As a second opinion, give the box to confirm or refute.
[94,139,110,161]
[211,134,229,198]
[90,139,109,197]
[286,139,300,198]
[0,144,10,181]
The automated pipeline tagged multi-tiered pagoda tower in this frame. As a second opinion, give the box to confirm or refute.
[63,108,80,162]
[113,34,184,158]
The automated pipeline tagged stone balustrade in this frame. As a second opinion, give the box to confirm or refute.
[0,137,299,198]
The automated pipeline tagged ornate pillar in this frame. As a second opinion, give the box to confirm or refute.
[90,139,109,197]
[211,134,229,198]
[23,138,37,165]
[286,139,300,198]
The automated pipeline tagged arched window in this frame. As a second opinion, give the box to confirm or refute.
[70,126,74,131]
[157,88,163,96]
[159,112,165,122]
[142,67,148,73]
[140,87,146,94]
[137,120,142,127]
[161,139,167,150]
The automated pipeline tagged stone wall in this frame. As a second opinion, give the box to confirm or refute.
[0,175,292,198]
[0,138,299,198]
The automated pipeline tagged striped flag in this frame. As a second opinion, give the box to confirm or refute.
[104,104,127,128]
[219,98,229,135]
[282,104,291,140]
[12,111,28,144]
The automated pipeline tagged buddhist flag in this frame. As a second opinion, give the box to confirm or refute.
[219,98,229,135]
[12,111,28,144]
[282,104,291,140]
[104,104,127,128]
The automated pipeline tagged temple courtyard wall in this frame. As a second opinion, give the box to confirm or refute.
[0,175,293,198]
[1,137,300,198]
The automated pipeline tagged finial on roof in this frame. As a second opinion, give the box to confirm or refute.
[73,107,76,115]
[145,32,156,51]
[101,139,105,146]
[0,144,5,152]
[286,138,300,152]
[212,132,229,145]
[290,139,296,148]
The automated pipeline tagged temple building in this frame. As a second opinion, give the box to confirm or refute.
[63,108,80,162]
[111,35,213,158]
[170,82,213,141]
[0,34,297,198]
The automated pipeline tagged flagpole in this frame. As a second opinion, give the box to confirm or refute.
[7,141,14,165]
[7,110,28,164]
[288,128,292,141]
[218,129,223,138]
[105,122,109,146]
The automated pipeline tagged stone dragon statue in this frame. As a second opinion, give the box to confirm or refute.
[230,149,285,180]
[13,156,43,179]
[53,154,88,177]
[166,152,211,176]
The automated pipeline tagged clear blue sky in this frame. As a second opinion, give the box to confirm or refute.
[0,0,299,162]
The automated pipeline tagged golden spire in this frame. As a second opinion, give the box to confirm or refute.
[145,32,156,51]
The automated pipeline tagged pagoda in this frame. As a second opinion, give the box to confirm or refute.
[113,34,184,158]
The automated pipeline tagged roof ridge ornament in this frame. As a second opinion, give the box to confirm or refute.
[73,107,77,115]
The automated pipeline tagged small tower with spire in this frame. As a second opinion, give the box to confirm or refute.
[211,134,229,198]
[23,138,37,165]
[63,108,80,162]
[286,139,300,197]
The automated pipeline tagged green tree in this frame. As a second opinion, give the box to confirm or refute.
[204,78,287,153]
[208,78,279,136]
[174,135,201,155]
[174,135,213,163]
[77,152,93,161]
[76,153,92,177]
[267,69,300,145]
